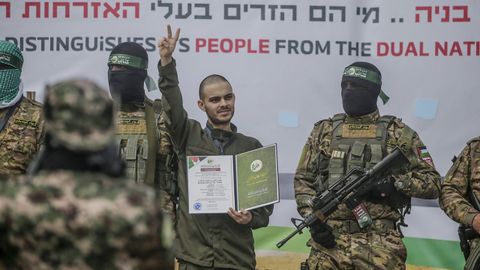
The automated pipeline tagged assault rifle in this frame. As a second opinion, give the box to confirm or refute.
[277,147,407,248]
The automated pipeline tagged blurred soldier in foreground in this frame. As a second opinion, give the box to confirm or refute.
[440,137,480,269]
[0,40,43,178]
[0,79,173,269]
[108,42,178,220]
[294,62,441,269]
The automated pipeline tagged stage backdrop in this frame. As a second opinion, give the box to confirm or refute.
[2,0,479,269]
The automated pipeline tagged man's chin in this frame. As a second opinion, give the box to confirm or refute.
[209,117,232,126]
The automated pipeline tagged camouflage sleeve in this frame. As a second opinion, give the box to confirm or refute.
[390,122,441,199]
[440,143,479,226]
[158,58,189,151]
[294,121,328,218]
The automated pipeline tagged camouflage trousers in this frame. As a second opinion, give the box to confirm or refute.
[307,230,406,270]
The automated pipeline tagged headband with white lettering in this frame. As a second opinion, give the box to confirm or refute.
[0,52,23,69]
[108,54,148,70]
[343,65,389,104]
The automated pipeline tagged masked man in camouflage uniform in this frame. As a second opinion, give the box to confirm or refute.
[294,62,441,269]
[0,79,173,269]
[440,137,480,269]
[108,42,178,220]
[0,40,43,178]
[157,26,273,270]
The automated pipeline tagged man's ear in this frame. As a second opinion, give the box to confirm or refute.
[197,99,206,112]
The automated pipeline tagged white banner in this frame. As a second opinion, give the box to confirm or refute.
[2,0,479,174]
[2,0,479,175]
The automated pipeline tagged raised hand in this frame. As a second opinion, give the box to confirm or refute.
[158,24,181,66]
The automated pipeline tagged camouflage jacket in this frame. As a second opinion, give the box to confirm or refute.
[0,97,44,177]
[294,111,441,223]
[0,170,173,270]
[440,137,480,226]
[158,59,273,270]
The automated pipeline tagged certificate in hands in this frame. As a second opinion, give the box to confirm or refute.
[187,144,279,214]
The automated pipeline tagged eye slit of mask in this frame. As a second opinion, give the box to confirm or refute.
[341,81,364,89]
[109,64,136,72]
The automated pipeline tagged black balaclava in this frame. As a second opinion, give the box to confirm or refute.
[108,42,148,104]
[341,62,382,117]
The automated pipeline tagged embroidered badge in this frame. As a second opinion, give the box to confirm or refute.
[14,119,37,127]
[342,124,377,138]
[117,118,147,134]
[417,146,434,166]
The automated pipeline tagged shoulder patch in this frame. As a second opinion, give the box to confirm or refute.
[417,146,434,166]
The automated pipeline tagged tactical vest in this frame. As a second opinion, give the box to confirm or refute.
[114,99,178,198]
[0,97,42,176]
[326,113,394,187]
[115,102,157,185]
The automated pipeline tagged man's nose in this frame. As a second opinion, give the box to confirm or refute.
[219,98,227,106]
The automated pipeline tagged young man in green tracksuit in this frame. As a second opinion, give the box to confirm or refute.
[157,26,273,270]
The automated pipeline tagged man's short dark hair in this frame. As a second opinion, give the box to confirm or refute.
[198,74,232,99]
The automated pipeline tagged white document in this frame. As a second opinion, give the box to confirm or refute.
[187,144,280,214]
[187,155,235,214]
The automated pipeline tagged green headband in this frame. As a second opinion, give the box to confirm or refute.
[108,54,147,70]
[0,52,23,69]
[343,65,389,104]
[343,66,381,85]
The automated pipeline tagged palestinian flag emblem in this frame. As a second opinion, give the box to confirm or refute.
[188,156,206,169]
[417,146,434,167]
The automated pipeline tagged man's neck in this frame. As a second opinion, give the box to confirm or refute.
[208,120,232,132]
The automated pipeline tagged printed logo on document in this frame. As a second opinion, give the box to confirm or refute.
[250,160,263,172]
[193,202,202,210]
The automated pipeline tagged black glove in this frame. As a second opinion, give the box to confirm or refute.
[368,176,395,201]
[309,220,336,249]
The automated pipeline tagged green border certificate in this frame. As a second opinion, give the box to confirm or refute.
[235,144,279,210]
[187,144,279,214]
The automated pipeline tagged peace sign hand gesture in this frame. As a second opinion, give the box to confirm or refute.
[158,24,181,66]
